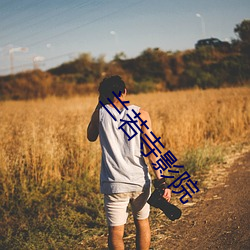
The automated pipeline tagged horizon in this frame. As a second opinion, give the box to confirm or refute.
[0,0,249,76]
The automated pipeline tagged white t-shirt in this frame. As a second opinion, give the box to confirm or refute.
[99,104,151,194]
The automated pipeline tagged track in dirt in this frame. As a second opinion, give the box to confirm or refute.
[155,151,250,250]
[81,148,250,249]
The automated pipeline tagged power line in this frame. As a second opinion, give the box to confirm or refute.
[0,0,44,24]
[0,0,146,75]
[0,51,79,74]
[25,0,146,48]
[2,0,145,49]
[0,0,84,37]
[1,0,103,46]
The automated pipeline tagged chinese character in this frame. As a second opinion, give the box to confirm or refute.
[152,150,178,171]
[141,131,165,157]
[167,171,199,204]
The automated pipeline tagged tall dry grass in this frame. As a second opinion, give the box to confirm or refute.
[134,87,250,151]
[0,87,249,203]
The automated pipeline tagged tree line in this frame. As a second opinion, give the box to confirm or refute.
[0,20,249,100]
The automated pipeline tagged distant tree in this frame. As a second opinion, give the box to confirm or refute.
[92,54,107,82]
[0,70,55,100]
[234,19,250,57]
[114,52,127,61]
[49,53,98,83]
[120,48,167,83]
[235,20,250,42]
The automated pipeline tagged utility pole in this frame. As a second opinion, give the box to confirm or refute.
[9,50,14,74]
[33,56,45,70]
[9,47,29,74]
[196,13,206,38]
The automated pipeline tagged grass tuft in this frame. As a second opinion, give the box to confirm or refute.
[180,144,225,175]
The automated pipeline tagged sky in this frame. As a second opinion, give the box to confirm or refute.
[0,0,249,76]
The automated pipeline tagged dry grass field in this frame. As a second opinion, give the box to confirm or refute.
[0,87,249,249]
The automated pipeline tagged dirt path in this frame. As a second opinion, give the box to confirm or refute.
[83,146,250,249]
[150,150,250,250]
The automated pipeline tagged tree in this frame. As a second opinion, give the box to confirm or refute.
[113,52,127,61]
[235,20,250,42]
[234,19,250,57]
